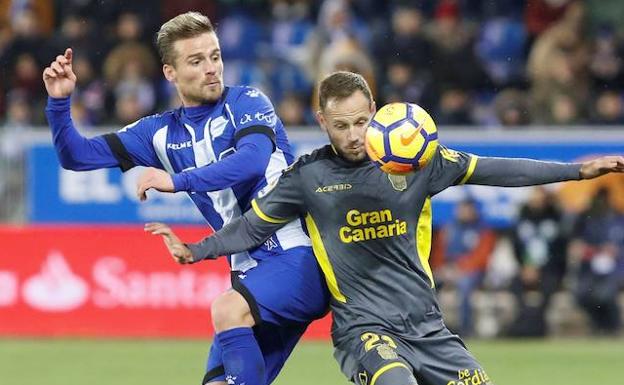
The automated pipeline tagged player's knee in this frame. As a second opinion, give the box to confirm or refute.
[211,290,254,332]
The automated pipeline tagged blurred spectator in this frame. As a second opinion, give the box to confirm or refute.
[590,90,624,125]
[11,53,41,101]
[316,0,370,49]
[269,0,316,78]
[527,2,591,124]
[380,59,436,109]
[494,88,531,126]
[432,199,497,336]
[267,0,316,103]
[588,26,624,91]
[506,187,568,337]
[44,14,102,66]
[475,17,527,87]
[0,0,54,36]
[102,12,158,120]
[313,35,376,112]
[277,92,308,127]
[1,7,46,88]
[570,188,624,335]
[426,0,489,93]
[114,92,145,125]
[550,93,583,125]
[585,0,624,36]
[161,0,217,23]
[435,87,473,125]
[374,5,432,73]
[218,11,264,61]
[72,54,106,125]
[1,89,31,159]
[109,58,157,123]
[524,0,572,40]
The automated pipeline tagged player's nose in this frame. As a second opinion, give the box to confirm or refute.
[204,61,217,75]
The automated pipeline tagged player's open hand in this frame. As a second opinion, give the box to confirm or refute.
[137,167,175,201]
[43,48,77,98]
[579,156,624,179]
[145,222,194,264]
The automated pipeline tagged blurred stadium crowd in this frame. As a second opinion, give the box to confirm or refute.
[1,0,623,338]
[431,186,624,338]
[2,0,624,129]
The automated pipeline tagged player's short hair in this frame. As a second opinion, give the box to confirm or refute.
[318,71,373,111]
[156,11,215,65]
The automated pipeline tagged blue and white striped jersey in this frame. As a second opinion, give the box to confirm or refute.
[46,86,310,271]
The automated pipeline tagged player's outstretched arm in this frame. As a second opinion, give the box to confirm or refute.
[468,155,624,187]
[43,48,124,171]
[146,208,286,264]
[579,156,624,179]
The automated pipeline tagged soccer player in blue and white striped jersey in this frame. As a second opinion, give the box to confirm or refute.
[42,11,329,385]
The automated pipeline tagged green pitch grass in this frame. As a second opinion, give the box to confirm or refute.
[1,338,622,385]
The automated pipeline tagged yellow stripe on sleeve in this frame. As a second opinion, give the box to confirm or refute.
[416,197,435,288]
[459,155,478,185]
[251,199,289,224]
[305,214,347,303]
[371,362,410,385]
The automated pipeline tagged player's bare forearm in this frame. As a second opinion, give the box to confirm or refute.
[467,157,582,186]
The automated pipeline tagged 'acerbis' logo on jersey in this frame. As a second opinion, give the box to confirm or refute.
[339,209,407,243]
[315,183,352,193]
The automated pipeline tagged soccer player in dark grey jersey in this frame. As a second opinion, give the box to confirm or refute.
[146,72,624,385]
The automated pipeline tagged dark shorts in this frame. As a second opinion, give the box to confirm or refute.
[334,327,494,385]
[204,247,330,384]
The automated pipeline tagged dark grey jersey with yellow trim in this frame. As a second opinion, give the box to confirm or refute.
[251,144,481,348]
[188,143,582,350]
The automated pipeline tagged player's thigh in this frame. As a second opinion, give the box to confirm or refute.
[412,328,494,385]
[335,330,418,385]
[232,247,329,325]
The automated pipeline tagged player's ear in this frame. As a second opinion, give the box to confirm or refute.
[163,64,176,82]
[315,110,327,132]
[370,100,377,115]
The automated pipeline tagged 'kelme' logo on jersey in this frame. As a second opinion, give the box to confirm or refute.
[339,209,407,243]
[167,141,193,150]
[315,183,352,193]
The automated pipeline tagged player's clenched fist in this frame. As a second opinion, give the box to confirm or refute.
[42,48,77,98]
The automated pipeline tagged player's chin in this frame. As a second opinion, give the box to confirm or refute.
[202,86,223,102]
[344,150,367,163]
